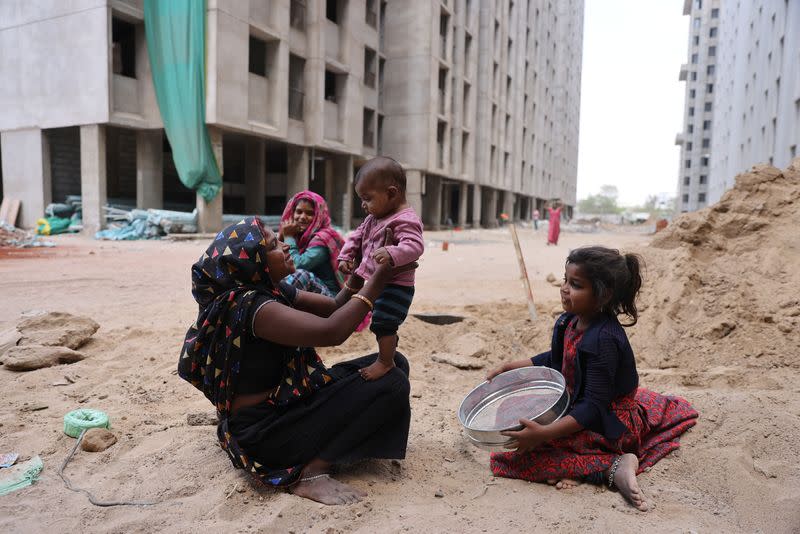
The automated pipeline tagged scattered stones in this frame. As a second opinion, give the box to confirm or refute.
[80,428,117,452]
[705,320,736,340]
[1,345,85,371]
[16,311,99,350]
[187,412,218,426]
[431,353,484,370]
[445,333,487,359]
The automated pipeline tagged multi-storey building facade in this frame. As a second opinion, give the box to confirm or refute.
[0,0,583,232]
[676,0,799,211]
[675,0,720,212]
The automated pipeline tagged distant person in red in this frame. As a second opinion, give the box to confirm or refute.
[546,200,562,245]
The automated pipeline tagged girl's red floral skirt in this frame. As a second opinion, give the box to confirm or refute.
[490,387,698,482]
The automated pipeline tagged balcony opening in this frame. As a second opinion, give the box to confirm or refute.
[112,18,136,78]
[290,0,306,30]
[363,107,375,147]
[249,36,268,77]
[364,47,377,88]
[289,54,305,120]
[377,114,384,153]
[437,121,446,168]
[438,68,448,115]
[325,70,338,103]
[439,11,449,59]
[326,0,340,23]
[366,0,377,27]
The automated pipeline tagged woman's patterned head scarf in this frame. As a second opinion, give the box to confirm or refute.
[280,190,345,287]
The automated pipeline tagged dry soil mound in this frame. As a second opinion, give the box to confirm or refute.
[633,160,800,386]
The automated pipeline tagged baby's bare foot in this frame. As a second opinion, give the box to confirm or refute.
[608,453,649,511]
[359,360,395,381]
[289,474,364,505]
[555,478,581,489]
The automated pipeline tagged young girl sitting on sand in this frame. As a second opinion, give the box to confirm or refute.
[486,246,698,511]
[338,156,424,381]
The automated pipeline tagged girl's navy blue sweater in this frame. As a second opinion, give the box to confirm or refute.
[531,312,639,440]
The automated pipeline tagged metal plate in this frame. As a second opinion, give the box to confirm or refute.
[458,367,570,448]
[465,383,565,431]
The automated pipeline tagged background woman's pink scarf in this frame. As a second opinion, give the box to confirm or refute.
[281,190,345,287]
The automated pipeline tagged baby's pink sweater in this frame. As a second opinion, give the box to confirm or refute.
[338,207,424,286]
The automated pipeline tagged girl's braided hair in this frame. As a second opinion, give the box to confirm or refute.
[566,246,644,326]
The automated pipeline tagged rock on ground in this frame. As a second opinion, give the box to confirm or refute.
[1,345,85,371]
[16,311,99,350]
[80,428,117,452]
[431,353,485,370]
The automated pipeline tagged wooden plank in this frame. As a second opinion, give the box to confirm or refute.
[6,199,20,227]
[508,223,537,321]
[0,197,9,223]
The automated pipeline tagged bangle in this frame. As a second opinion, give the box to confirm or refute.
[350,293,374,311]
[344,283,359,293]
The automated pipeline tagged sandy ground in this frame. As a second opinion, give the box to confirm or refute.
[0,210,798,532]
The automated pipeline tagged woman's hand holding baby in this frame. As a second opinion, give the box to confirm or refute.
[371,247,393,265]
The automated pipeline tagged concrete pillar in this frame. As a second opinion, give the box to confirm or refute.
[245,137,266,214]
[471,184,482,228]
[287,145,309,198]
[457,182,469,228]
[406,169,423,217]
[80,124,107,235]
[424,175,442,231]
[332,155,354,231]
[482,187,498,228]
[503,192,515,220]
[136,130,163,209]
[0,128,51,229]
[197,126,223,233]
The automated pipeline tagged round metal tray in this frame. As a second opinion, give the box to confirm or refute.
[458,366,570,450]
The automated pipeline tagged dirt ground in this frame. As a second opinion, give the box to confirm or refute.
[1,175,799,533]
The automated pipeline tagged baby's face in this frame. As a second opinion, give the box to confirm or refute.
[355,177,394,218]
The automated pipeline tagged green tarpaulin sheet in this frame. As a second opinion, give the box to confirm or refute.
[144,0,221,202]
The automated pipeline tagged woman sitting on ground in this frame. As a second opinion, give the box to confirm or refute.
[279,190,345,297]
[178,217,412,505]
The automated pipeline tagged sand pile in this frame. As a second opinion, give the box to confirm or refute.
[633,159,800,385]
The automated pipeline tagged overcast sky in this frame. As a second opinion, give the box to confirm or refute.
[576,0,689,206]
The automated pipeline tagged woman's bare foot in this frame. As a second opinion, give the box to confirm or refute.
[546,478,581,489]
[359,359,395,381]
[289,474,366,505]
[607,453,649,511]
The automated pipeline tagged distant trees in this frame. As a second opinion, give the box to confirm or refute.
[578,185,621,214]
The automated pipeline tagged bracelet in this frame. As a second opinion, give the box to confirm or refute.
[350,293,374,311]
[607,455,622,489]
[344,282,359,293]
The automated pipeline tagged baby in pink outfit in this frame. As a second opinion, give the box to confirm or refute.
[338,156,424,380]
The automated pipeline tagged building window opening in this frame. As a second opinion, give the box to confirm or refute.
[249,36,268,77]
[112,18,136,78]
[289,54,305,120]
[290,0,306,30]
[324,70,338,102]
[363,107,375,147]
[326,0,339,23]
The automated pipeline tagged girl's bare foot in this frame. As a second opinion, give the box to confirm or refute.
[607,453,649,511]
[289,474,366,505]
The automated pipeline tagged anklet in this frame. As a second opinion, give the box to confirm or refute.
[607,456,622,488]
[299,473,330,483]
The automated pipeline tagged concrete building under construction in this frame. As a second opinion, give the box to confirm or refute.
[0,0,584,232]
